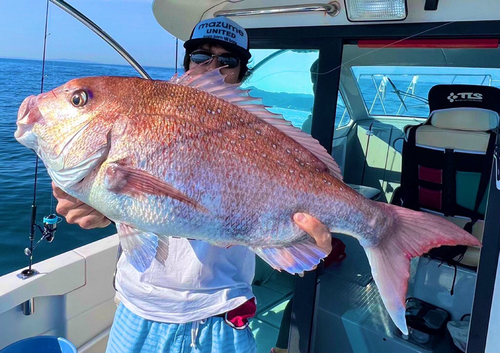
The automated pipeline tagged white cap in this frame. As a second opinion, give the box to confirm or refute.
[184,17,251,60]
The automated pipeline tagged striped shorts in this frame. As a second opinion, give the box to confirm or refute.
[106,303,257,353]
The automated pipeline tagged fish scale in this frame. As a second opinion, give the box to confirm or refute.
[15,70,481,335]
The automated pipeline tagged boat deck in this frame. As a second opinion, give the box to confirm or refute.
[251,232,472,353]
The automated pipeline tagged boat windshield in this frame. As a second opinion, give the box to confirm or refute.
[243,49,351,131]
[353,66,500,118]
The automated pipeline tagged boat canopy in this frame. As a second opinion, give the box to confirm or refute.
[152,0,500,41]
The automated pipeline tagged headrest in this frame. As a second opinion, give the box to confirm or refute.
[428,84,500,131]
[431,108,499,131]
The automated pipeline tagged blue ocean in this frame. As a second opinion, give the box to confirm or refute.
[0,58,179,276]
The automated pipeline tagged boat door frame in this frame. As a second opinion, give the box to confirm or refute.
[247,20,500,353]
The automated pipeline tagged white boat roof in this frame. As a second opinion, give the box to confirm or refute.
[152,0,500,41]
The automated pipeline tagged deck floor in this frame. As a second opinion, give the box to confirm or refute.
[251,232,467,353]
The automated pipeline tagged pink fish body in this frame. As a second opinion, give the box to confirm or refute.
[15,70,480,334]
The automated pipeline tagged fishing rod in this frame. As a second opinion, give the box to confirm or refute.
[20,0,63,280]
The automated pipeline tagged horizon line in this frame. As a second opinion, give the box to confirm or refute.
[0,56,178,70]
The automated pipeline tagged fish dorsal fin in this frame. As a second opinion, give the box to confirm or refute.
[170,69,343,180]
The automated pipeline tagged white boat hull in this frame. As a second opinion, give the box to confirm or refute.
[0,235,119,352]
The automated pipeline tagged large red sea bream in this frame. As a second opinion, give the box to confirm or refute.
[14,70,480,334]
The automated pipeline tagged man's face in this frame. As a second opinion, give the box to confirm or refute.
[188,43,242,84]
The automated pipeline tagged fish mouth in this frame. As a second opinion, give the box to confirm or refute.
[15,95,40,140]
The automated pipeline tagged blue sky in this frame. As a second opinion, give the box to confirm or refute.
[0,0,319,93]
[0,0,182,68]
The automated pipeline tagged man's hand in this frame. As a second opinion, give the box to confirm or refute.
[52,182,111,229]
[293,212,332,257]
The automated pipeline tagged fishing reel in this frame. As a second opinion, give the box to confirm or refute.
[20,213,62,279]
[23,214,62,257]
[42,214,60,243]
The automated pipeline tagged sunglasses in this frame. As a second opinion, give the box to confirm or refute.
[189,51,241,69]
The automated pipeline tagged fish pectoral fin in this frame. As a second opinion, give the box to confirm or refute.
[116,223,169,272]
[104,162,207,213]
[251,237,329,275]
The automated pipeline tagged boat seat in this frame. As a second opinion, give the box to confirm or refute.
[396,84,500,267]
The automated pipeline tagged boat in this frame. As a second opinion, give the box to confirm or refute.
[1,0,500,352]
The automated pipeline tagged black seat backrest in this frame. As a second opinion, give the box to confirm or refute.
[399,84,500,267]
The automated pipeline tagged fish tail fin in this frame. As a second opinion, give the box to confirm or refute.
[364,203,481,335]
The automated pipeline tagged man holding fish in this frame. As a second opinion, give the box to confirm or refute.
[50,17,333,353]
[16,13,480,353]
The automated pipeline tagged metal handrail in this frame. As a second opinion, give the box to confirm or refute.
[214,2,340,18]
[49,0,151,79]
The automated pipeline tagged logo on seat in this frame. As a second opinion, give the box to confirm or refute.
[447,92,483,103]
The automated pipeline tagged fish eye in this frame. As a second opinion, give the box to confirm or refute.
[71,90,88,107]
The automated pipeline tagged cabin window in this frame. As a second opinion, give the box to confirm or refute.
[352,66,500,118]
[243,49,350,132]
[335,94,351,128]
